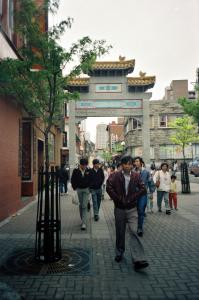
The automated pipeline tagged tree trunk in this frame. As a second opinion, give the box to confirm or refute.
[43,131,53,261]
[182,145,185,162]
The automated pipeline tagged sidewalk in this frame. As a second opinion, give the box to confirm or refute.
[0,182,199,299]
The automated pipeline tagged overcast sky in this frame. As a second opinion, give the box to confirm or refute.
[51,0,199,142]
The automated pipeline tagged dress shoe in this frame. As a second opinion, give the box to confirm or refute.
[166,210,171,215]
[158,208,162,212]
[115,255,122,262]
[134,260,149,271]
[94,215,99,221]
[87,202,91,211]
[137,228,143,237]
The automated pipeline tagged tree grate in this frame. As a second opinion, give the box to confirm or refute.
[0,248,91,275]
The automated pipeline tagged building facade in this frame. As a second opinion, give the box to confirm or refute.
[125,79,199,163]
[96,123,108,150]
[0,1,62,222]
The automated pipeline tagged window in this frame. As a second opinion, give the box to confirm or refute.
[159,114,183,128]
[159,115,167,127]
[132,117,142,129]
[159,144,193,159]
[63,132,67,147]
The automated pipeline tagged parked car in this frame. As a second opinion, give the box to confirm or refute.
[189,159,199,177]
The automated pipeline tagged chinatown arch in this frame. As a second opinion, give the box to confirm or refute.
[67,57,156,170]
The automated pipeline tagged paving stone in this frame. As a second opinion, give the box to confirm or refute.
[0,183,199,299]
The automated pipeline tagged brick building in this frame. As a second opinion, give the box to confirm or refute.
[0,1,62,222]
[106,118,125,152]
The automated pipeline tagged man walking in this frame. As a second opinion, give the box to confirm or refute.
[71,158,90,230]
[106,155,149,271]
[134,156,155,236]
[89,159,104,221]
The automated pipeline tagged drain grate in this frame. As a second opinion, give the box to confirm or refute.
[0,248,91,275]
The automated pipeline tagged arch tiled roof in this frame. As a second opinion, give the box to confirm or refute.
[127,76,156,86]
[67,78,89,86]
[91,59,135,70]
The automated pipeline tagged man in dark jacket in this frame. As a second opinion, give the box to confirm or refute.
[59,163,69,195]
[106,155,149,271]
[71,158,90,230]
[89,159,104,221]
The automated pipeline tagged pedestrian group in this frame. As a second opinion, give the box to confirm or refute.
[59,156,179,271]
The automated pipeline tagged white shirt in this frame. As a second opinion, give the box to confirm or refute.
[154,170,171,192]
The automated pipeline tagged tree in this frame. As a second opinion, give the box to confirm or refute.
[0,0,111,171]
[169,116,199,160]
[102,151,112,163]
[178,84,199,126]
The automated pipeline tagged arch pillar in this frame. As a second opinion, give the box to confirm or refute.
[142,98,150,165]
[68,100,76,175]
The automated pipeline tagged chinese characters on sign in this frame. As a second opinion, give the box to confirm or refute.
[95,84,122,93]
[76,99,142,109]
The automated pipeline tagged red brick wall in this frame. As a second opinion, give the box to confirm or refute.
[0,97,22,221]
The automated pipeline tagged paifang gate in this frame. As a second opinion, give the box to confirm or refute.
[66,57,156,170]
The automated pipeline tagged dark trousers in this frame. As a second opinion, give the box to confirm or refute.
[114,207,146,261]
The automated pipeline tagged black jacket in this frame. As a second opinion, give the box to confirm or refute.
[58,167,69,184]
[89,168,104,190]
[71,168,90,190]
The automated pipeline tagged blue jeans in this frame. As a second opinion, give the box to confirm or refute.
[157,191,170,211]
[60,182,67,193]
[90,188,102,216]
[137,194,147,230]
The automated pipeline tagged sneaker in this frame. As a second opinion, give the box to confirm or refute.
[137,228,143,237]
[166,210,171,215]
[134,260,149,271]
[81,224,86,230]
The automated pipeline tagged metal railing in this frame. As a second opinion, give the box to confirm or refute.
[35,166,62,262]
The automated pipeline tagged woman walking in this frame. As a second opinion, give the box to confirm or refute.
[154,162,171,214]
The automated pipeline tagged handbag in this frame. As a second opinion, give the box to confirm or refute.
[71,191,79,205]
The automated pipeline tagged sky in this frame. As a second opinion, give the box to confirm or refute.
[50,0,199,142]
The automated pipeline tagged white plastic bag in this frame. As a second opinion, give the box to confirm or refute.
[71,191,79,205]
